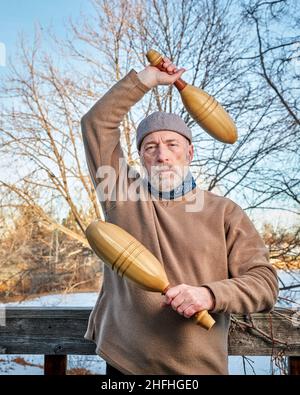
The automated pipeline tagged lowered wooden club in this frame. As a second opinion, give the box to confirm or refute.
[146,48,237,144]
[85,220,215,330]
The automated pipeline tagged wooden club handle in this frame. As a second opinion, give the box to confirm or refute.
[146,48,187,91]
[163,285,215,330]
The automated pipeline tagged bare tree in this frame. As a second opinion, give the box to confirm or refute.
[0,206,100,300]
[238,0,300,210]
[0,0,299,374]
[0,32,101,246]
[64,0,299,213]
[0,0,299,301]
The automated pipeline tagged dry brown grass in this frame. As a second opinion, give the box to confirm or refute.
[272,262,300,270]
[11,357,43,369]
[67,367,94,375]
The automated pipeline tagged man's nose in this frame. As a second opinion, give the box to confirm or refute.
[156,146,170,163]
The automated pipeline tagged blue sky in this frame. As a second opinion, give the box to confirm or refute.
[0,0,298,230]
[0,0,92,69]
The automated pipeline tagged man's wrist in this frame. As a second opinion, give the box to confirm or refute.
[136,69,156,89]
[202,286,216,311]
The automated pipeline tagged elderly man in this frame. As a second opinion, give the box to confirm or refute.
[81,58,278,375]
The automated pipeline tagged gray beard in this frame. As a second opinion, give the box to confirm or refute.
[143,164,190,192]
[145,170,196,200]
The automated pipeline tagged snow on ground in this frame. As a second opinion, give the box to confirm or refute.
[0,270,298,375]
[0,354,106,375]
[0,292,98,307]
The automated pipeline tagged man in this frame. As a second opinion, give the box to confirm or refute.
[81,57,278,375]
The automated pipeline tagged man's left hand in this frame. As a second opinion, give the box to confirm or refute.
[162,284,215,318]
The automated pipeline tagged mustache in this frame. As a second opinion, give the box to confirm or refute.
[152,168,176,177]
[150,165,188,176]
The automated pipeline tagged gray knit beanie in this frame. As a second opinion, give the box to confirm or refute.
[136,111,192,150]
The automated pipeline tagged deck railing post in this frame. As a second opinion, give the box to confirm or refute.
[44,355,67,375]
[288,356,300,375]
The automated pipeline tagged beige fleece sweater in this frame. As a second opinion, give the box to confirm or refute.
[81,69,278,375]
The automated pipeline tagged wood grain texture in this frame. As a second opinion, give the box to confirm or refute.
[146,48,238,144]
[85,220,215,330]
[0,306,299,356]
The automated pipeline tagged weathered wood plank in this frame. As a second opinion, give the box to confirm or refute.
[0,307,299,356]
[0,336,96,355]
[228,308,300,356]
[0,307,96,355]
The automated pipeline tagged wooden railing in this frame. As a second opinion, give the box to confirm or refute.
[0,306,299,375]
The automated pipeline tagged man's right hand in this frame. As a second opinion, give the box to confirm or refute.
[137,56,186,89]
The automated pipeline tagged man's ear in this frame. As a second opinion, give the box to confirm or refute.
[188,143,194,163]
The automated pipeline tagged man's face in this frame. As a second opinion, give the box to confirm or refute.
[139,130,194,192]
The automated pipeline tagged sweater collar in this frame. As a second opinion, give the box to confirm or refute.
[147,171,197,200]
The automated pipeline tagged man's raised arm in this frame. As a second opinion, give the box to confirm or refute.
[81,62,186,209]
[80,70,150,191]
